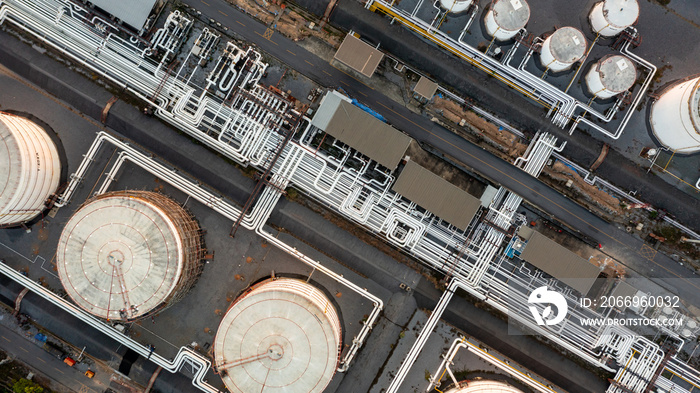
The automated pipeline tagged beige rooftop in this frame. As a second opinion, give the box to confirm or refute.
[519,230,600,295]
[312,91,412,169]
[392,160,482,230]
[414,76,439,99]
[334,34,383,78]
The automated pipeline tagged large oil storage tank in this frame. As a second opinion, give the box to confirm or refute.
[589,0,639,37]
[446,380,524,393]
[539,27,587,73]
[56,191,204,321]
[0,112,61,226]
[484,0,530,41]
[649,76,700,153]
[214,278,342,393]
[585,55,637,99]
[438,0,472,13]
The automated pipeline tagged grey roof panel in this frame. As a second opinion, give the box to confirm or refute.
[314,97,412,169]
[392,161,481,230]
[91,0,158,29]
[519,231,600,295]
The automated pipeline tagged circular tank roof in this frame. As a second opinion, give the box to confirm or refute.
[0,123,17,213]
[595,55,636,92]
[547,27,587,64]
[446,380,525,393]
[692,78,700,130]
[603,0,639,29]
[57,192,185,320]
[438,0,472,13]
[0,113,61,226]
[492,0,530,31]
[214,278,341,393]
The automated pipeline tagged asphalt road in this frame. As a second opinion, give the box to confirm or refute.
[184,0,700,305]
[0,36,607,391]
[0,323,108,393]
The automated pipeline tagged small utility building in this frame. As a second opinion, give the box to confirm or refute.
[413,76,439,100]
[334,34,384,78]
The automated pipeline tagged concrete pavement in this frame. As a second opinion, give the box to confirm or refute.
[181,0,700,306]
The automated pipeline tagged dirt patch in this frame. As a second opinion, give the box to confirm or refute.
[430,97,526,158]
[543,162,622,216]
[225,0,341,46]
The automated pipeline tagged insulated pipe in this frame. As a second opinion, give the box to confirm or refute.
[386,278,459,393]
[79,132,383,373]
[7,2,686,382]
[0,263,220,393]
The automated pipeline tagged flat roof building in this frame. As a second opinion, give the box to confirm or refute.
[392,161,482,230]
[90,0,161,31]
[413,76,439,100]
[312,92,412,169]
[334,34,384,78]
[518,229,600,295]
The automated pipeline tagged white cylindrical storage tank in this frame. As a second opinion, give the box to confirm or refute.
[438,0,472,13]
[589,0,639,37]
[484,0,531,41]
[650,77,700,153]
[539,27,587,73]
[585,55,637,99]
[446,380,524,393]
[57,191,204,321]
[0,112,61,226]
[214,278,342,393]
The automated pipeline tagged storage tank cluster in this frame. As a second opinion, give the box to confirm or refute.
[214,278,342,393]
[0,112,61,227]
[650,76,700,154]
[56,190,204,321]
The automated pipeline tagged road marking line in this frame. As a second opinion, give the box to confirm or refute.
[340,81,350,86]
[54,367,64,374]
[286,49,296,56]
[331,64,375,90]
[20,347,28,353]
[358,91,368,97]
[37,358,46,363]
[1,336,10,342]
[640,244,657,261]
[236,21,245,27]
[263,28,275,40]
[322,70,332,76]
[218,10,228,16]
[305,60,314,66]
[255,30,278,45]
[200,0,209,5]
